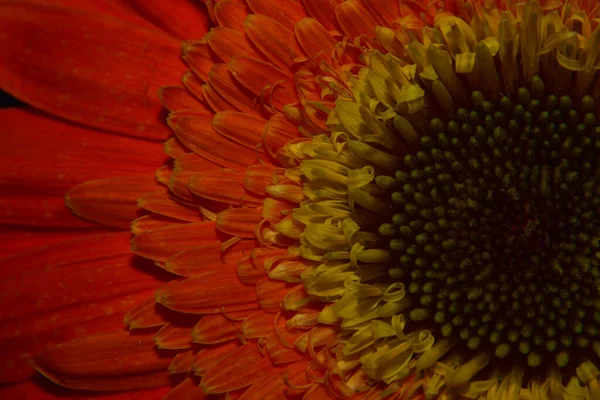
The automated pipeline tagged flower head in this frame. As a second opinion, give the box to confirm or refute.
[2,0,600,399]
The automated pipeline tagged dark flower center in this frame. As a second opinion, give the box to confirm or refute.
[379,77,600,369]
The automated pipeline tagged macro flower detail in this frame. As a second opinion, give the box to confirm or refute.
[1,0,600,399]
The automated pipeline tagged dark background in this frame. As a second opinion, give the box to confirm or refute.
[0,90,23,108]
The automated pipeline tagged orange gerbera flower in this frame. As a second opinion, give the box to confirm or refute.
[2,0,600,399]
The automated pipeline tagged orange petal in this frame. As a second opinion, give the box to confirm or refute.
[203,81,238,112]
[256,279,296,312]
[244,14,305,71]
[128,0,210,39]
[156,270,259,314]
[164,240,256,277]
[154,323,195,350]
[183,40,219,82]
[188,169,264,206]
[182,70,207,104]
[159,86,207,112]
[164,137,189,159]
[35,331,172,391]
[131,214,184,236]
[201,342,276,394]
[363,0,401,25]
[302,0,343,31]
[263,114,303,151]
[164,377,207,399]
[137,189,203,222]
[176,116,262,171]
[124,297,167,330]
[0,109,164,227]
[212,112,269,152]
[215,0,250,31]
[0,232,161,383]
[193,314,243,344]
[335,0,380,38]
[236,254,267,285]
[208,63,261,114]
[238,361,309,400]
[66,176,159,229]
[262,198,295,224]
[168,353,197,375]
[266,184,305,203]
[193,341,241,377]
[229,56,298,111]
[241,310,275,339]
[244,165,287,196]
[216,208,263,238]
[0,2,184,140]
[131,221,224,262]
[295,18,337,66]
[264,333,305,364]
[169,153,220,201]
[246,0,310,29]
[207,27,264,63]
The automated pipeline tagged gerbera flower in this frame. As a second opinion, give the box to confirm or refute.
[2,0,600,399]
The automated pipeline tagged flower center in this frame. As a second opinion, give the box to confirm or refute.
[378,78,600,369]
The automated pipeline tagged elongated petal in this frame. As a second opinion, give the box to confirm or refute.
[131,221,223,262]
[238,361,309,400]
[241,310,275,339]
[335,0,379,38]
[137,189,203,222]
[159,86,207,112]
[176,116,262,171]
[214,0,250,31]
[208,63,260,114]
[0,109,164,227]
[228,57,298,111]
[207,27,264,63]
[128,0,210,39]
[0,2,186,140]
[216,208,263,238]
[193,341,240,377]
[182,41,219,82]
[188,170,264,206]
[193,314,242,344]
[0,232,162,383]
[163,377,207,400]
[244,14,305,71]
[154,323,195,350]
[302,0,342,31]
[66,176,159,229]
[212,112,267,152]
[201,342,276,394]
[295,18,337,65]
[246,0,309,29]
[35,331,173,391]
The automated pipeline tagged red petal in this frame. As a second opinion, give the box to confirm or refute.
[208,63,261,114]
[156,269,259,314]
[363,0,401,25]
[131,214,184,236]
[214,0,250,31]
[239,361,309,400]
[263,114,303,151]
[175,116,262,171]
[302,0,343,31]
[244,165,287,196]
[207,27,264,63]
[193,341,240,376]
[164,138,189,159]
[256,279,296,313]
[192,314,243,344]
[168,352,197,375]
[335,0,379,38]
[201,342,276,394]
[295,18,337,66]
[228,57,298,111]
[163,377,207,400]
[216,208,263,238]
[188,169,264,206]
[244,14,305,71]
[154,323,195,350]
[212,112,268,152]
[246,0,310,29]
[128,0,210,39]
[66,176,159,229]
[124,297,167,330]
[241,310,275,339]
[182,40,219,83]
[0,232,163,383]
[0,109,164,227]
[35,331,173,391]
[0,2,185,140]
[131,221,224,262]
[159,86,207,112]
[137,189,203,222]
